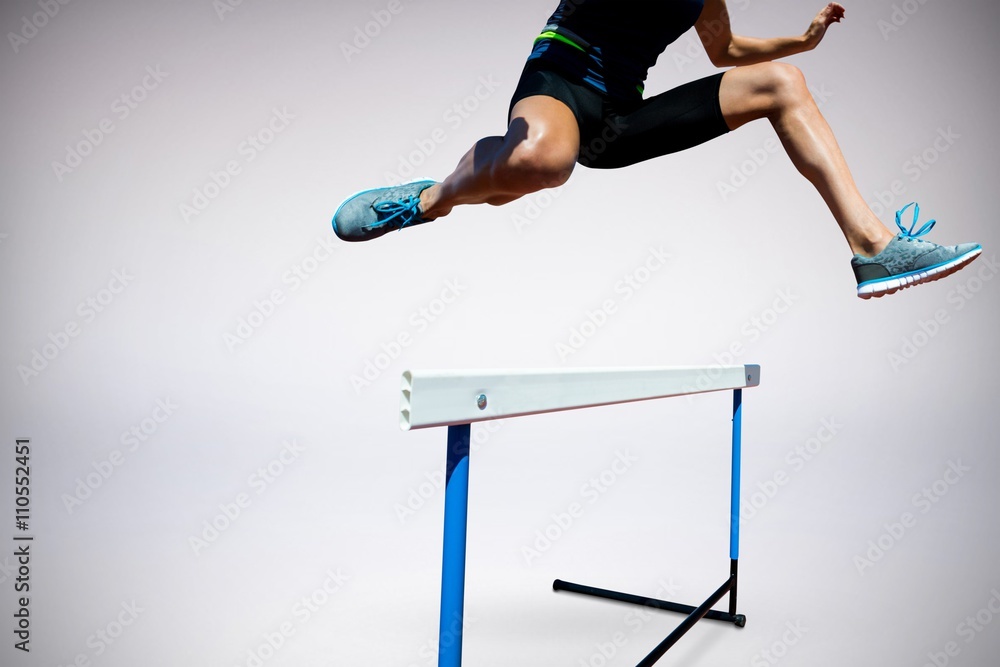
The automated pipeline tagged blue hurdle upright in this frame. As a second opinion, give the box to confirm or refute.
[400,364,760,667]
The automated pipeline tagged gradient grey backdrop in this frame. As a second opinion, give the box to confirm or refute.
[2,0,999,665]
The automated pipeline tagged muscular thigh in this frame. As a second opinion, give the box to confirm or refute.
[717,62,806,130]
[581,73,730,169]
[508,95,581,158]
[507,65,586,159]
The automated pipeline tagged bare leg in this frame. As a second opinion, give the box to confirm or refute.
[419,96,581,220]
[719,62,895,257]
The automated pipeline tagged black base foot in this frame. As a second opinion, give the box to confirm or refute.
[554,577,746,666]
[553,578,745,626]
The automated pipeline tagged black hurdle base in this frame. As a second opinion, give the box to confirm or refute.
[553,559,745,666]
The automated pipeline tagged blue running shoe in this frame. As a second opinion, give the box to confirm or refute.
[332,179,437,242]
[852,203,982,299]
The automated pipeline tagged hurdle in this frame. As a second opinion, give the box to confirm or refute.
[400,364,760,667]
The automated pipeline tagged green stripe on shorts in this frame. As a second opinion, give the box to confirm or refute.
[534,30,586,52]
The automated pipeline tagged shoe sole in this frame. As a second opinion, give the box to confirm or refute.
[332,177,436,241]
[857,245,983,299]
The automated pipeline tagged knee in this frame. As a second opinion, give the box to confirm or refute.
[500,134,576,190]
[761,62,809,108]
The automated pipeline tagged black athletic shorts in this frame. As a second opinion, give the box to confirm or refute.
[508,61,730,169]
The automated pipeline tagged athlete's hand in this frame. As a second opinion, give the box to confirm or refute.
[804,3,845,49]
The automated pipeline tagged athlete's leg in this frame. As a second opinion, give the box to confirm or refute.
[332,93,580,242]
[419,96,580,220]
[718,62,894,257]
[571,66,978,297]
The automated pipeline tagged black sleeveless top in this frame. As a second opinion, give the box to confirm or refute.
[527,0,706,99]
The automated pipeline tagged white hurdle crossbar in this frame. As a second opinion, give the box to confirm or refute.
[400,364,761,667]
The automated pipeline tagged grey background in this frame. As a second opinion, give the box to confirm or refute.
[2,0,999,665]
